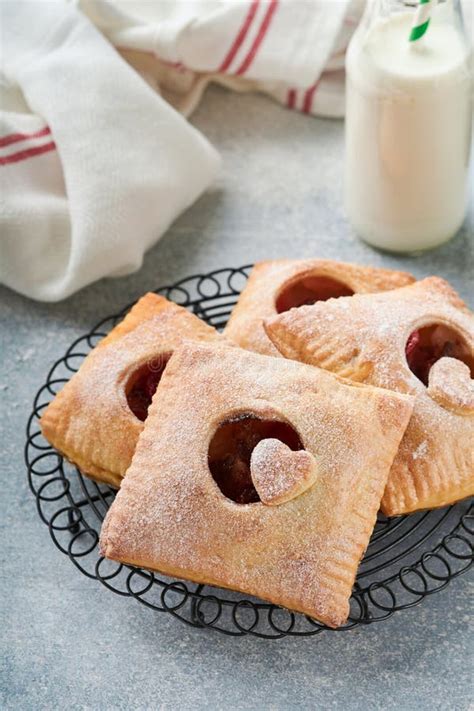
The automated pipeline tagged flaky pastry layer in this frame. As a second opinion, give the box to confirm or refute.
[266,277,474,515]
[224,259,414,356]
[100,342,413,627]
[40,293,221,486]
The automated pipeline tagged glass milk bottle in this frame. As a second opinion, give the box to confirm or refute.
[345,0,472,253]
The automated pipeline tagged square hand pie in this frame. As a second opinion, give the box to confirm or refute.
[265,277,474,516]
[224,259,414,356]
[100,342,413,628]
[40,293,221,488]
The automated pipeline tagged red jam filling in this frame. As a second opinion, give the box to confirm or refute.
[126,356,170,421]
[405,325,473,386]
[276,275,354,314]
[208,416,303,504]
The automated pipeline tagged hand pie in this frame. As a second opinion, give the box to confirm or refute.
[100,342,413,627]
[40,293,221,488]
[265,277,474,516]
[224,259,414,356]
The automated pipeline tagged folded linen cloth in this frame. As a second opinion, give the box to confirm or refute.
[80,0,362,118]
[0,0,359,302]
[0,1,221,301]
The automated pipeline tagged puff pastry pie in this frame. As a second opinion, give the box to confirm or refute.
[40,293,221,488]
[100,342,413,627]
[224,259,414,356]
[265,277,474,516]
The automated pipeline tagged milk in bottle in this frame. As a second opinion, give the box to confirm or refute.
[345,0,472,252]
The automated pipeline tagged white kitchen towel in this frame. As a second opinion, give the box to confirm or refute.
[0,0,357,302]
[0,1,221,302]
[80,0,362,119]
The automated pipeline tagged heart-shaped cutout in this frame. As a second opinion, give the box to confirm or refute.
[250,438,317,506]
[427,357,474,415]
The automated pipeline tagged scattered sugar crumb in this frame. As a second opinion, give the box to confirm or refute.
[412,441,428,460]
[18,347,35,362]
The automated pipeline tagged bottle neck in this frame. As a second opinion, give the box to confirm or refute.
[360,0,462,31]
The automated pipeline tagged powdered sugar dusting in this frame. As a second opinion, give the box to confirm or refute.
[224,259,414,357]
[412,441,428,461]
[250,438,317,505]
[41,293,221,484]
[101,341,413,627]
[428,357,474,413]
[266,277,474,515]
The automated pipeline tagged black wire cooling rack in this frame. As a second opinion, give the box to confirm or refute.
[25,266,473,638]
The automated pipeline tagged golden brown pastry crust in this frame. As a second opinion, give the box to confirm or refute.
[250,439,318,506]
[100,342,413,627]
[265,277,474,516]
[224,259,415,356]
[40,293,221,487]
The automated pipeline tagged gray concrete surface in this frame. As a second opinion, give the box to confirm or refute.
[1,86,473,711]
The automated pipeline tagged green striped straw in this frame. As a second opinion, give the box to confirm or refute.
[409,0,438,42]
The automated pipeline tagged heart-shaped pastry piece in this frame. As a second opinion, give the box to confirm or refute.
[427,357,474,414]
[250,438,318,506]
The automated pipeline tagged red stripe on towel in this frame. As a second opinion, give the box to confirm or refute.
[219,0,260,72]
[234,0,278,76]
[286,89,297,109]
[0,141,56,166]
[0,126,51,149]
[302,80,320,114]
